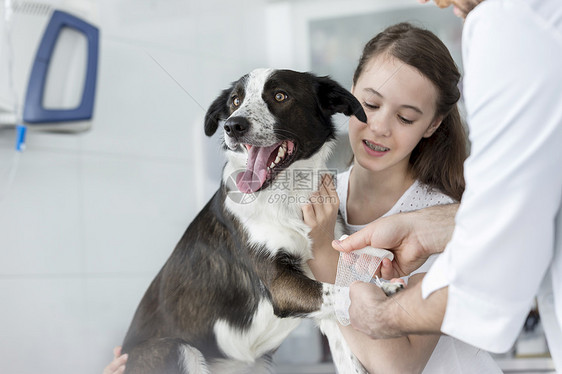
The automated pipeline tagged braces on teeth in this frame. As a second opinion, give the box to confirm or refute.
[364,140,389,152]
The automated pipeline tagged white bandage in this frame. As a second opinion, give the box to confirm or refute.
[334,235,394,326]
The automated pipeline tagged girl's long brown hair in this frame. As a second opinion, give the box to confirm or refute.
[353,23,467,201]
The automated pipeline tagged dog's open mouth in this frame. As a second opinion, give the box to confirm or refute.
[236,140,296,193]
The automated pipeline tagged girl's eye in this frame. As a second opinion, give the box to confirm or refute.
[232,96,241,107]
[363,102,379,110]
[275,92,288,102]
[398,115,414,125]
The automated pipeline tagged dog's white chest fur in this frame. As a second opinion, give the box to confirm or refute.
[227,194,313,260]
[212,301,300,369]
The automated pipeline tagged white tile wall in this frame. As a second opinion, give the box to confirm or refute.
[0,0,269,373]
[80,153,195,274]
[84,276,157,370]
[0,278,89,373]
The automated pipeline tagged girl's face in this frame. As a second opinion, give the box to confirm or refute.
[349,54,442,176]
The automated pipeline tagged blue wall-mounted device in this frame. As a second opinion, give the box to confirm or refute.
[23,10,99,124]
[0,5,99,132]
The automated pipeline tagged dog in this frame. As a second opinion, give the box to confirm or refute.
[122,68,386,373]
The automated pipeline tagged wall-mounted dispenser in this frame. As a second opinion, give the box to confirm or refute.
[0,1,99,132]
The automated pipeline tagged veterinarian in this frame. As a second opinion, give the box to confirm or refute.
[335,0,562,368]
[304,22,501,373]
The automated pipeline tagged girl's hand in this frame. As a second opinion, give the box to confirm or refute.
[302,174,340,253]
[103,346,128,374]
[302,174,340,283]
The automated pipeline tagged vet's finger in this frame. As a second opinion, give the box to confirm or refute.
[333,227,372,253]
[349,280,386,303]
[380,258,401,279]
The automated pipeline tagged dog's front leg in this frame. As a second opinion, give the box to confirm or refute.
[263,253,335,320]
[265,257,367,373]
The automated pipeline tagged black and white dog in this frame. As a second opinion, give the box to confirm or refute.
[121,68,370,373]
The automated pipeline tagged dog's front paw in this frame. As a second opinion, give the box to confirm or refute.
[380,282,404,296]
[374,276,404,296]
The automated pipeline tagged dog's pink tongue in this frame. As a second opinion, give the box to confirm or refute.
[236,144,279,193]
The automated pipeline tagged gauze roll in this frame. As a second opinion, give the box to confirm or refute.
[334,234,394,326]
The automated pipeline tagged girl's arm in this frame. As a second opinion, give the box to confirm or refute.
[341,274,439,373]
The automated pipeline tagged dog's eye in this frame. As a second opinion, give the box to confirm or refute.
[274,92,288,102]
[232,96,241,107]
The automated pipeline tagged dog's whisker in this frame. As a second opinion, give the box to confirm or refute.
[274,129,301,139]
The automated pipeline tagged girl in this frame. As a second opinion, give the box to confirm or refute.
[303,23,502,373]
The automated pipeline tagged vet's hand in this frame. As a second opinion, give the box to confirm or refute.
[333,214,417,279]
[348,281,403,339]
[103,346,127,374]
[303,174,340,282]
[333,204,458,278]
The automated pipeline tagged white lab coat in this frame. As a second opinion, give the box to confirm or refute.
[422,0,562,367]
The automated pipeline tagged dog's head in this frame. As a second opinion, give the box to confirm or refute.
[204,68,366,194]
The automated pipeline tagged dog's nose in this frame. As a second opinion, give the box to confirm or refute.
[224,116,250,138]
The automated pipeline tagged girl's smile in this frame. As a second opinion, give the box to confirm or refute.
[362,140,390,157]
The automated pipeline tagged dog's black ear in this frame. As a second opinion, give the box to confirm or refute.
[315,76,367,123]
[204,87,232,136]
